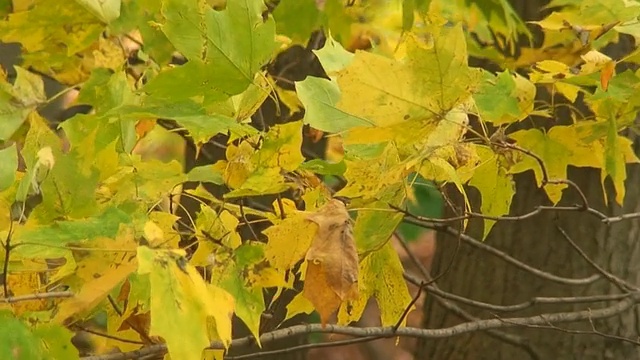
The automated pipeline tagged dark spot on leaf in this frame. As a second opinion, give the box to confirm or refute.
[403,114,410,120]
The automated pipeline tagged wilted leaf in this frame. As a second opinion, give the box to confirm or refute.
[600,61,615,91]
[303,199,358,326]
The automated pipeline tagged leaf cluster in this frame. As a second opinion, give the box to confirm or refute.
[1,0,640,359]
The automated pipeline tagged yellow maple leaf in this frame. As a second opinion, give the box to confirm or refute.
[337,241,412,327]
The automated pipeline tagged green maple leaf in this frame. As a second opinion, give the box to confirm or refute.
[337,143,405,200]
[68,70,140,153]
[110,0,175,64]
[337,28,480,124]
[0,311,47,360]
[0,1,104,84]
[578,92,640,204]
[467,145,515,239]
[0,1,102,54]
[0,144,18,191]
[312,32,354,75]
[474,70,536,125]
[151,0,277,99]
[214,261,265,345]
[353,201,404,256]
[12,207,132,258]
[273,0,321,43]
[0,66,46,141]
[296,76,373,133]
[32,323,78,360]
[76,0,121,23]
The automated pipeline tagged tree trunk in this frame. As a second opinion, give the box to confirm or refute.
[418,0,640,357]
[418,161,640,359]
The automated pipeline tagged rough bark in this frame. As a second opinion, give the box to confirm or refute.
[419,161,640,359]
[418,0,640,358]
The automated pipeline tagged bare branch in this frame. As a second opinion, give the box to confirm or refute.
[0,291,74,303]
[395,238,541,359]
[495,310,640,347]
[394,203,640,227]
[225,335,383,360]
[600,211,640,224]
[555,225,637,291]
[72,324,145,345]
[79,292,640,360]
[402,217,601,285]
[2,219,14,298]
[403,271,631,312]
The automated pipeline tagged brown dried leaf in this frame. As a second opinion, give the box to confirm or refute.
[303,199,359,326]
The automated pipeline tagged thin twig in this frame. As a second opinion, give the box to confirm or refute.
[276,194,286,220]
[600,211,640,224]
[396,237,541,359]
[2,220,14,297]
[72,324,145,345]
[393,282,422,332]
[555,225,637,291]
[240,200,259,241]
[393,204,640,227]
[225,335,382,360]
[402,217,601,285]
[495,311,640,347]
[0,290,74,303]
[403,271,631,312]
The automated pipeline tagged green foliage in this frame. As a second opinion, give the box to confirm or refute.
[1,0,640,358]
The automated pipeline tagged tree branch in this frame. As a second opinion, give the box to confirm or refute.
[79,292,640,360]
[225,335,383,360]
[395,236,541,359]
[402,217,601,285]
[555,224,637,291]
[0,290,74,303]
[403,271,631,312]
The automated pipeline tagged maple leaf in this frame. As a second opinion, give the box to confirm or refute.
[209,252,265,345]
[0,66,45,141]
[510,126,602,204]
[466,145,516,239]
[303,199,359,326]
[137,246,234,359]
[474,70,536,125]
[337,142,405,200]
[337,242,412,327]
[0,311,49,359]
[298,24,481,134]
[263,214,317,286]
[150,0,276,99]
